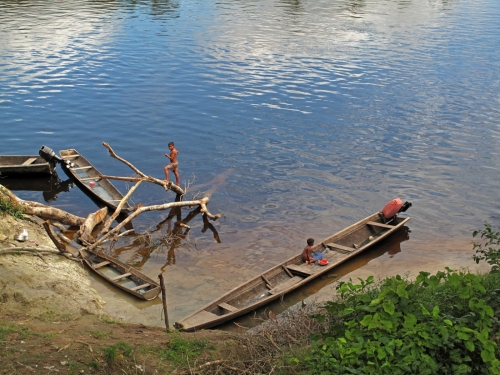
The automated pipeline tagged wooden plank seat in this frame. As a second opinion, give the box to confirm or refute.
[71,166,93,171]
[80,177,101,181]
[63,155,80,159]
[286,264,316,276]
[218,302,239,312]
[367,221,394,229]
[129,283,151,291]
[22,157,37,165]
[324,242,356,253]
[111,272,132,281]
[92,260,111,269]
[268,276,304,295]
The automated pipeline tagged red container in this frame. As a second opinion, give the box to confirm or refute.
[381,198,403,219]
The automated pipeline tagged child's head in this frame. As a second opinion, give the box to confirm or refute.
[307,238,314,246]
[168,141,175,148]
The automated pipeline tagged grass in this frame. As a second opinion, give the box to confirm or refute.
[156,335,214,366]
[0,189,25,218]
[103,341,134,366]
[90,330,110,339]
[0,324,32,340]
[101,316,123,325]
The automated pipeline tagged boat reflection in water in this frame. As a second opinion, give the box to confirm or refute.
[111,202,221,271]
[0,172,74,203]
[221,225,410,332]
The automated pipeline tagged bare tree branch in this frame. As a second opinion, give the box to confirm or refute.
[102,142,185,195]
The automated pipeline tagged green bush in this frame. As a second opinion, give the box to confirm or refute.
[473,222,500,272]
[307,270,500,374]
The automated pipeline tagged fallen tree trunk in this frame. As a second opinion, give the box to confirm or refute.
[1,184,85,227]
[76,207,108,245]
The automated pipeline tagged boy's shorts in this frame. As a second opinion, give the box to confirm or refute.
[166,162,178,172]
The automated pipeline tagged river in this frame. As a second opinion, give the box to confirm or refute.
[1,0,499,328]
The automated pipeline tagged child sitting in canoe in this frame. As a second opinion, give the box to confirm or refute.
[302,238,316,265]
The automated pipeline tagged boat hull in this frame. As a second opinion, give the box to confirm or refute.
[80,249,161,301]
[175,212,410,331]
[59,149,133,213]
[0,156,55,176]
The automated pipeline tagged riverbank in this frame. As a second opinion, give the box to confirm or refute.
[0,215,244,374]
[0,214,307,374]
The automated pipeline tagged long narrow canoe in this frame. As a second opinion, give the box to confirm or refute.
[80,249,161,300]
[59,149,133,213]
[175,210,411,331]
[0,155,55,176]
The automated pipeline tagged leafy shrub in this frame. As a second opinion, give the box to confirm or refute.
[307,270,500,374]
[473,222,500,272]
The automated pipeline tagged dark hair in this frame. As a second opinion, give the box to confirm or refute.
[307,238,314,246]
[168,142,174,147]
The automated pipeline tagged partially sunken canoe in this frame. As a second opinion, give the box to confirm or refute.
[0,155,55,176]
[59,149,133,213]
[80,249,161,301]
[175,212,410,331]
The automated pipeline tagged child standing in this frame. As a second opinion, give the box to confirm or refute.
[302,238,316,265]
[164,142,180,186]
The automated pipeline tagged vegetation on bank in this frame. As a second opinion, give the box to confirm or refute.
[294,222,500,375]
[2,190,500,374]
[0,186,25,218]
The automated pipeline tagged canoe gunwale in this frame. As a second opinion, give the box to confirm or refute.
[59,149,133,213]
[175,213,410,331]
[80,249,161,301]
[0,155,55,176]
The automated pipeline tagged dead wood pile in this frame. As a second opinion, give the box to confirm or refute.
[0,142,220,262]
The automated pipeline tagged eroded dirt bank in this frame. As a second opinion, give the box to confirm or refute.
[0,215,246,375]
[0,215,105,320]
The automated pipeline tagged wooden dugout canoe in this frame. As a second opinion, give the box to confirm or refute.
[59,149,133,213]
[80,249,161,300]
[175,210,411,331]
[0,155,55,176]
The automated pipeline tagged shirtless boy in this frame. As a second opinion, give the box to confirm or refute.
[164,142,180,186]
[302,238,316,265]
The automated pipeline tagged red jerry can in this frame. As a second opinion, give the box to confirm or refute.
[381,198,403,219]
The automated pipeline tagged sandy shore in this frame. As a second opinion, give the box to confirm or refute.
[0,214,105,320]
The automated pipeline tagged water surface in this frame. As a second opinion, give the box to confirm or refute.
[1,0,499,327]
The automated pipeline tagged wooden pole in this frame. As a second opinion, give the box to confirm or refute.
[158,274,169,330]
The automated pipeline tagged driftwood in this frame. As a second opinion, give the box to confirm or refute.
[102,142,185,195]
[76,207,108,245]
[42,221,67,252]
[101,180,142,234]
[88,197,219,251]
[1,185,85,227]
[2,142,222,261]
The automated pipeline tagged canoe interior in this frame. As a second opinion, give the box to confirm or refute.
[81,249,160,300]
[59,149,132,212]
[0,156,54,176]
[176,213,410,331]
